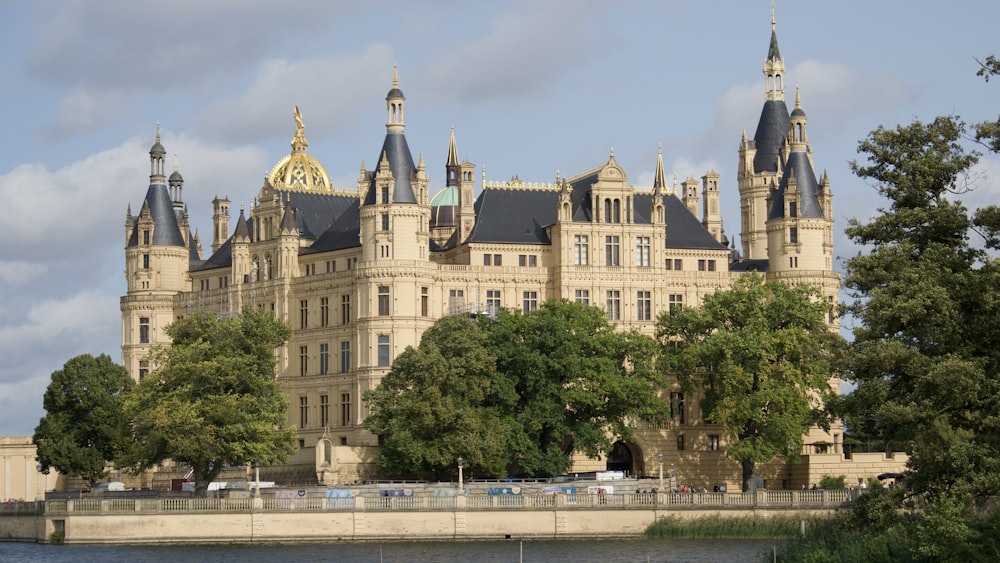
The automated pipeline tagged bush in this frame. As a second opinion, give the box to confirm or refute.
[49,530,65,545]
[819,475,847,489]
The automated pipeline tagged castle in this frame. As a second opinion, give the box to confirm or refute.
[120,15,897,489]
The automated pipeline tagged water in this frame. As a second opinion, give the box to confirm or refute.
[1,539,777,562]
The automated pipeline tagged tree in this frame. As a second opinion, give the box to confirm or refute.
[842,115,1000,505]
[487,300,671,477]
[655,274,842,491]
[121,308,296,496]
[364,314,510,481]
[32,354,133,487]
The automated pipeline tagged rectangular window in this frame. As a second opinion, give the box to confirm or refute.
[299,396,308,428]
[575,289,590,306]
[605,236,620,266]
[377,335,390,367]
[381,186,389,204]
[494,254,502,266]
[449,289,465,315]
[299,345,308,376]
[708,259,716,271]
[319,343,329,375]
[378,286,390,316]
[637,291,651,321]
[606,290,621,321]
[341,393,351,427]
[139,317,150,344]
[421,287,429,317]
[669,294,683,315]
[708,435,720,452]
[320,395,329,428]
[522,291,538,312]
[789,227,798,244]
[142,254,150,269]
[138,359,149,381]
[574,235,589,265]
[676,434,685,451]
[327,260,334,273]
[636,236,650,267]
[340,340,351,373]
[142,230,150,245]
[670,391,686,424]
[341,294,351,324]
[381,213,390,231]
[666,258,682,270]
[698,259,706,271]
[299,299,308,329]
[528,255,536,267]
[484,254,492,266]
[789,201,798,218]
[320,297,329,327]
[486,290,501,316]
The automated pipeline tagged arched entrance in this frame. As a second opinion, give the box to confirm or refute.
[606,441,639,476]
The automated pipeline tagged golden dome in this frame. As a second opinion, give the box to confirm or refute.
[267,106,332,192]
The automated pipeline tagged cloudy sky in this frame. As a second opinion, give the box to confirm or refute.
[1,0,997,436]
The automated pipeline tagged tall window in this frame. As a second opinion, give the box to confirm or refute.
[320,395,329,428]
[341,294,351,324]
[669,294,683,315]
[319,343,329,375]
[789,227,798,244]
[603,198,621,223]
[299,397,308,428]
[522,291,538,312]
[448,289,465,314]
[676,434,685,451]
[708,435,720,451]
[606,290,621,321]
[575,289,590,306]
[340,341,351,373]
[573,235,589,265]
[341,393,352,427]
[636,236,650,267]
[605,236,620,266]
[670,392,686,424]
[381,186,389,204]
[142,254,149,269]
[139,317,150,343]
[299,300,308,329]
[789,201,798,218]
[421,287,429,316]
[320,297,329,327]
[378,286,390,316]
[138,359,149,381]
[299,346,308,376]
[377,335,390,367]
[381,213,390,231]
[637,291,651,321]
[142,230,150,245]
[486,290,501,316]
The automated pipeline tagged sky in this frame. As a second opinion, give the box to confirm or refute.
[1,0,998,436]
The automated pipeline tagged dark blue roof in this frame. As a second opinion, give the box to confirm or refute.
[752,100,790,174]
[127,184,186,247]
[768,151,824,220]
[362,131,418,205]
[302,198,362,254]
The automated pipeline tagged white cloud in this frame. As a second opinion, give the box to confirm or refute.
[0,262,48,285]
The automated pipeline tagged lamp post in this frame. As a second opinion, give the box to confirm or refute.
[457,456,464,496]
[657,453,664,492]
[36,463,43,502]
[252,461,260,497]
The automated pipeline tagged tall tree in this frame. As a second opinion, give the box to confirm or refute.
[364,315,510,481]
[656,274,842,491]
[33,354,133,487]
[487,300,671,477]
[843,115,1000,504]
[121,308,296,496]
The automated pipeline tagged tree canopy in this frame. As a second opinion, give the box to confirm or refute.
[656,274,842,491]
[33,354,133,487]
[364,300,671,479]
[842,114,1000,504]
[121,308,296,495]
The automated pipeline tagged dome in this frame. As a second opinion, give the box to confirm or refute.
[429,185,459,229]
[790,106,806,119]
[150,139,166,157]
[267,107,333,192]
[169,170,183,183]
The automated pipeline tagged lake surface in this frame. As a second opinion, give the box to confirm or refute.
[2,538,778,562]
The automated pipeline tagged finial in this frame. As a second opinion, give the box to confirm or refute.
[173,153,179,172]
[392,64,399,88]
[294,105,304,132]
[154,121,161,143]
[657,142,663,155]
[609,146,615,160]
[795,84,801,108]
[771,2,776,29]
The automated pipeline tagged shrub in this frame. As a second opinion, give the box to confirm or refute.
[819,475,847,489]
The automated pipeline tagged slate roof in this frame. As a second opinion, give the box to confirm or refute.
[362,131,418,206]
[127,184,186,247]
[301,198,361,255]
[768,151,824,220]
[752,100,790,174]
[277,190,355,239]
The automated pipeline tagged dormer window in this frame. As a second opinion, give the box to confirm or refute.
[381,187,390,204]
[788,201,797,218]
[142,230,150,245]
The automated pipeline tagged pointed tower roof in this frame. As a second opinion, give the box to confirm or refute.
[233,207,251,242]
[446,127,459,172]
[767,5,782,62]
[363,67,418,206]
[653,145,667,195]
[752,7,790,174]
[279,203,299,235]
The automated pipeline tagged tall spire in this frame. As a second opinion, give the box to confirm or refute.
[764,4,785,102]
[447,127,459,169]
[385,64,405,132]
[653,144,667,195]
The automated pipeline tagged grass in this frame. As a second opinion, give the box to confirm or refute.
[643,513,827,539]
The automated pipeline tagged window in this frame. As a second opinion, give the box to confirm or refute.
[518,254,537,267]
[637,291,651,321]
[575,289,590,306]
[448,289,465,315]
[139,317,150,343]
[320,297,329,327]
[299,346,308,376]
[790,256,799,268]
[789,227,798,244]
[484,254,492,266]
[665,258,682,270]
[138,359,149,381]
[341,393,352,427]
[708,435,720,452]
[142,230,150,245]
[319,343,329,375]
[378,286,390,316]
[494,254,502,266]
[421,287,429,316]
[341,294,351,324]
[573,235,589,265]
[381,186,389,204]
[326,260,335,273]
[320,395,329,428]
[486,290,501,316]
[676,434,685,451]
[708,259,716,271]
[299,396,308,428]
[697,259,717,272]
[828,295,835,324]
[605,236,620,266]
[636,236,650,267]
[606,290,621,320]
[299,299,308,329]
[377,335,390,367]
[381,213,390,231]
[142,254,150,269]
[670,392,685,424]
[340,341,351,373]
[789,201,797,218]
[604,198,621,223]
[668,294,683,315]
[522,291,538,312]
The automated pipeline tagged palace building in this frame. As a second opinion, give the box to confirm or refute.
[120,16,899,489]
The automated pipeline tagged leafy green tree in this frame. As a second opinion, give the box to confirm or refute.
[656,274,842,491]
[364,314,510,481]
[121,308,296,496]
[488,300,671,477]
[842,115,1000,505]
[32,354,133,487]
